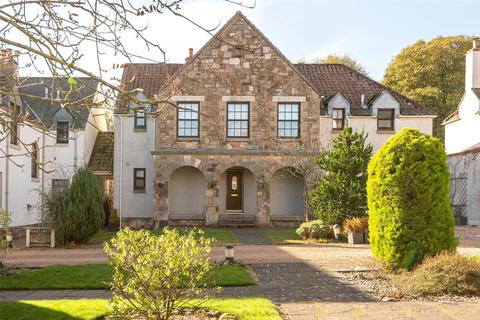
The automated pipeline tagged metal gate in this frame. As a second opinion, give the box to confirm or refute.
[450,176,468,225]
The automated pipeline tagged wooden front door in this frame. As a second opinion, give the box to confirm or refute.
[226,170,243,212]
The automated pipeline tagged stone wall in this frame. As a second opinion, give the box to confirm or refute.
[152,151,318,226]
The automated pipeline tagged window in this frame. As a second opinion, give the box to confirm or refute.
[134,109,146,130]
[133,168,146,191]
[56,121,69,144]
[332,108,345,131]
[52,179,69,195]
[177,102,199,137]
[227,103,249,138]
[278,103,300,138]
[10,102,20,145]
[31,143,38,179]
[377,109,395,131]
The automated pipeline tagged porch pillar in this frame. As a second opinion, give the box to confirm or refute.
[205,170,220,226]
[256,173,271,226]
[153,173,169,226]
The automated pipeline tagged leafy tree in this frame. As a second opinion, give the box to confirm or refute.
[63,167,104,244]
[383,36,473,139]
[368,129,457,270]
[104,228,214,320]
[311,127,373,225]
[298,53,368,76]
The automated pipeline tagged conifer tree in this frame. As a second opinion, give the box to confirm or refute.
[311,127,373,225]
[64,167,104,243]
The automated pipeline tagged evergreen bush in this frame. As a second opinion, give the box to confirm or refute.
[311,127,373,225]
[367,129,456,270]
[296,220,331,240]
[63,167,104,243]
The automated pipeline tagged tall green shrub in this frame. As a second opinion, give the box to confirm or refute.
[311,127,373,225]
[64,167,104,243]
[368,129,456,270]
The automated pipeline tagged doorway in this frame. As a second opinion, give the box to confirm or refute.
[226,170,243,213]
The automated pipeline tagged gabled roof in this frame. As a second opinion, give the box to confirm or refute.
[473,88,480,100]
[88,131,114,173]
[18,77,98,128]
[114,12,432,117]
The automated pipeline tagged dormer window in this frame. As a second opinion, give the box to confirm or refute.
[56,121,69,144]
[377,108,395,131]
[134,109,146,130]
[332,108,345,131]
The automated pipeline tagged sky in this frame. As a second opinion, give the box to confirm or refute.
[15,0,480,81]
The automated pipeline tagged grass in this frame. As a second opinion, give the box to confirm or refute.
[88,227,238,246]
[0,264,254,290]
[262,227,303,244]
[0,298,281,320]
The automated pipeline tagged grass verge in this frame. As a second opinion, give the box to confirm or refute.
[262,227,303,244]
[0,298,281,320]
[88,227,239,246]
[0,264,254,290]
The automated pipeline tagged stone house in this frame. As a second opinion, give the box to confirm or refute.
[443,38,480,226]
[114,12,434,228]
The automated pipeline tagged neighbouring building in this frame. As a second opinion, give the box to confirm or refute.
[0,49,112,228]
[114,11,434,228]
[443,38,480,226]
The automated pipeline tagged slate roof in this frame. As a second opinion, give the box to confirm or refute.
[88,132,114,173]
[18,77,98,128]
[473,88,480,100]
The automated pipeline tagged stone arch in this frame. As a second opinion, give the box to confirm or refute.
[270,167,305,218]
[168,166,207,217]
[219,166,257,215]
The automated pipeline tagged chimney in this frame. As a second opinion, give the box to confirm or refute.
[0,49,19,86]
[185,48,194,62]
[465,38,480,90]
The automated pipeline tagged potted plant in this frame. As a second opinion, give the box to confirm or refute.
[343,216,368,244]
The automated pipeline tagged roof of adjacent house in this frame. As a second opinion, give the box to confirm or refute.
[18,77,98,128]
[88,131,114,173]
[473,88,480,100]
[116,62,432,116]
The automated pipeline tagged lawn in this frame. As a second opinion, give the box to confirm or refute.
[262,227,303,244]
[88,227,238,246]
[0,264,254,290]
[0,298,281,320]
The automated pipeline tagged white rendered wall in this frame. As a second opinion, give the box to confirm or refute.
[113,114,154,220]
[320,116,434,152]
[169,166,207,216]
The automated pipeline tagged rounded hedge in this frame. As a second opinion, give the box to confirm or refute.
[367,128,456,270]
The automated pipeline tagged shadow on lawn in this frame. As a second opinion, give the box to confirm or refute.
[0,301,81,320]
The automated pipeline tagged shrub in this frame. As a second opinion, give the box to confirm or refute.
[296,220,331,240]
[104,227,214,320]
[368,129,456,270]
[63,167,104,243]
[343,216,368,233]
[40,185,70,244]
[311,127,373,225]
[0,210,11,272]
[393,253,480,296]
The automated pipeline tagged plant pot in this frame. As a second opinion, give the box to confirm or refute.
[348,231,364,244]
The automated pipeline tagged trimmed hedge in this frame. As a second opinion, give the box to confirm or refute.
[367,129,456,270]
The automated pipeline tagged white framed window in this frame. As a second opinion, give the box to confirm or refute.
[278,103,300,138]
[332,108,345,130]
[227,103,249,138]
[56,121,69,144]
[377,108,395,131]
[177,102,199,137]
